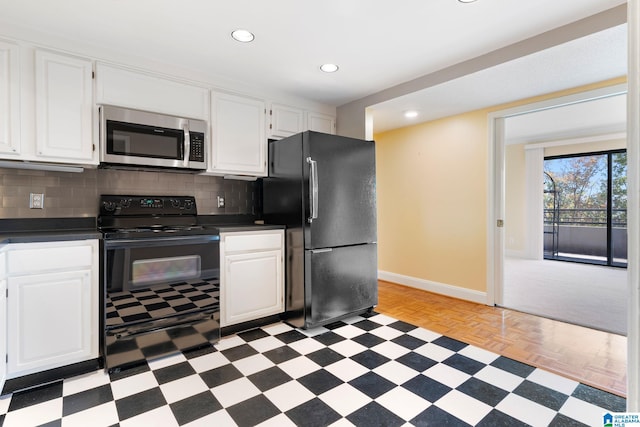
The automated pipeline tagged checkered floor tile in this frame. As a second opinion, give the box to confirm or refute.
[0,312,626,426]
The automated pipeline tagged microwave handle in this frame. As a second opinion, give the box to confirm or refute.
[183,124,190,167]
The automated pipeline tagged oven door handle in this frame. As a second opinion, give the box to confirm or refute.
[107,309,218,340]
[105,234,220,249]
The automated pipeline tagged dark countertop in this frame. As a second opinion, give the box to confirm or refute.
[0,216,284,245]
[216,224,285,233]
[196,215,285,233]
[0,217,101,245]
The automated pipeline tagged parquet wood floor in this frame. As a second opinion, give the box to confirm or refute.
[376,280,627,397]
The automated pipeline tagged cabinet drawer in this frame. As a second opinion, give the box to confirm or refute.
[7,243,94,275]
[223,231,283,253]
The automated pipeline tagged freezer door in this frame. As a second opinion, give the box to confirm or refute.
[304,244,377,328]
[303,132,376,249]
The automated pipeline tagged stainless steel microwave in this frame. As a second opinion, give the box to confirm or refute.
[99,106,207,171]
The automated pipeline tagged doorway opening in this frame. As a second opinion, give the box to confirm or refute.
[492,87,628,336]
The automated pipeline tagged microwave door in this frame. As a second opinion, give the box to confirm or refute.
[105,121,185,167]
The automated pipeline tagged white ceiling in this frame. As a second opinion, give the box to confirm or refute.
[0,0,628,135]
[504,92,627,145]
[371,24,628,133]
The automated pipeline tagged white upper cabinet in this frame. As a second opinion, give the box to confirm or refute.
[0,40,20,157]
[268,103,337,139]
[95,63,210,120]
[307,111,336,134]
[210,91,267,177]
[0,45,96,166]
[35,50,95,163]
[268,103,305,139]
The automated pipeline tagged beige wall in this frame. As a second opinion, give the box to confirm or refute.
[505,143,527,255]
[375,111,488,292]
[374,77,626,295]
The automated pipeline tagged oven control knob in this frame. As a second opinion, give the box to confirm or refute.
[102,201,117,212]
[120,198,131,208]
[184,200,194,210]
[170,199,181,208]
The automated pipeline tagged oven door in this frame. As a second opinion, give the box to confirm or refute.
[103,234,220,371]
[105,235,219,293]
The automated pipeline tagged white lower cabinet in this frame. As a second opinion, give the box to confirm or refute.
[220,230,284,327]
[4,240,99,379]
[0,247,6,393]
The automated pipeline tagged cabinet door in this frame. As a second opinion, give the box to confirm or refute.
[222,249,283,326]
[95,63,210,120]
[307,112,336,135]
[7,269,98,377]
[0,278,6,394]
[269,103,305,139]
[211,92,266,176]
[0,40,20,157]
[35,50,95,163]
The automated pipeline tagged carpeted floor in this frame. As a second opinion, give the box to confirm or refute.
[503,257,627,335]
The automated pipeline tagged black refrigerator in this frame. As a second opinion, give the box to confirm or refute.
[262,131,377,329]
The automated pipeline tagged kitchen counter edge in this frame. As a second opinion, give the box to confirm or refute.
[0,217,100,245]
[216,224,285,233]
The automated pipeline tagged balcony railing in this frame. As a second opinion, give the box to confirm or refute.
[543,207,627,228]
[543,208,627,265]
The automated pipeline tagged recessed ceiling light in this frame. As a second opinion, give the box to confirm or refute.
[231,29,255,43]
[404,110,419,118]
[320,63,339,73]
[458,0,477,3]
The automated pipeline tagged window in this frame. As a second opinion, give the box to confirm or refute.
[543,149,627,267]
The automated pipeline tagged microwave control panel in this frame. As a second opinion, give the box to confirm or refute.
[190,132,205,162]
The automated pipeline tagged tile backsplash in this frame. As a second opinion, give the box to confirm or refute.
[0,167,259,219]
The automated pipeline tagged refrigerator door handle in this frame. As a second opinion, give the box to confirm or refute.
[307,157,318,223]
[311,248,333,254]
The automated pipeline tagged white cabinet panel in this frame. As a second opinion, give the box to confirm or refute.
[7,243,93,275]
[268,103,305,139]
[35,50,95,163]
[4,240,99,379]
[96,63,210,120]
[210,91,266,177]
[307,111,336,135]
[0,278,5,394]
[7,269,96,377]
[220,230,284,327]
[224,233,283,253]
[0,246,6,393]
[0,40,20,157]
[222,250,283,326]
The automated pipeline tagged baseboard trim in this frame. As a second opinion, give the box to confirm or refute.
[378,270,487,305]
